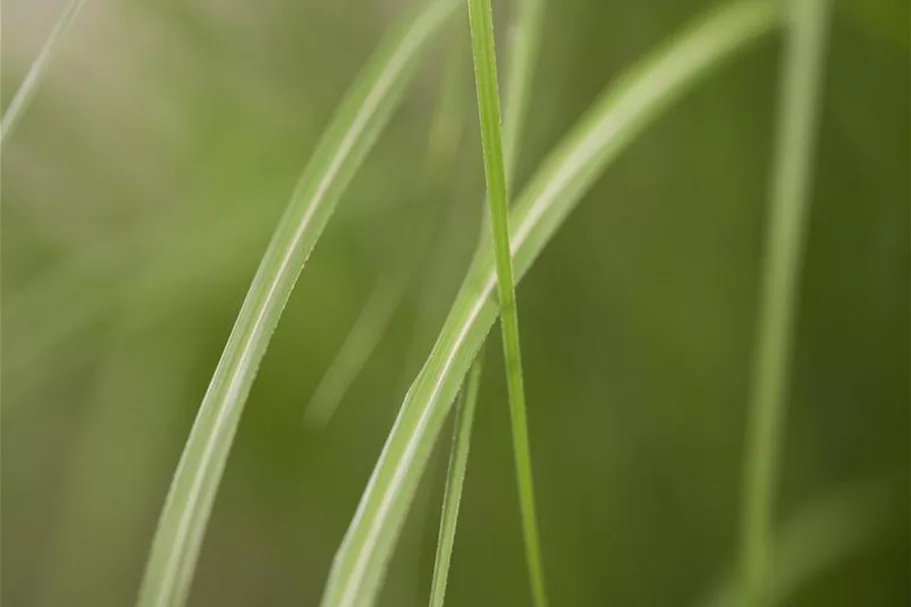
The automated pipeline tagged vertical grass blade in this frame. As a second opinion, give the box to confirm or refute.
[1,0,87,142]
[739,1,831,605]
[465,0,548,605]
[501,0,546,174]
[319,4,779,606]
[136,2,459,605]
[426,0,545,596]
[707,483,893,607]
[427,359,483,607]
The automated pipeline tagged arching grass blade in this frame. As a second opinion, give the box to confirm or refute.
[136,2,459,605]
[1,0,87,142]
[318,4,780,607]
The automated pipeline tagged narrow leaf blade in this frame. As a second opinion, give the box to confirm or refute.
[319,4,780,607]
[136,2,459,605]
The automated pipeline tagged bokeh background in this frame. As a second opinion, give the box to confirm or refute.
[3,0,908,605]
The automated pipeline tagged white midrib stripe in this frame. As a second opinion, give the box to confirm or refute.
[150,8,445,605]
[334,23,722,604]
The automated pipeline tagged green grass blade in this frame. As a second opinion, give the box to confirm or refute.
[706,483,894,607]
[136,2,459,605]
[501,0,546,175]
[303,39,466,428]
[303,275,411,427]
[1,0,87,142]
[425,0,546,595]
[319,4,779,606]
[427,356,483,607]
[465,1,548,606]
[739,1,831,605]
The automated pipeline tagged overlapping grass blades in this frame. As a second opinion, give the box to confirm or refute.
[425,0,549,599]
[136,1,459,605]
[318,3,779,606]
[427,359,483,607]
[465,0,548,604]
[740,0,831,604]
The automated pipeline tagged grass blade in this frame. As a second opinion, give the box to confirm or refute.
[465,1,548,606]
[706,482,894,607]
[303,274,412,427]
[425,0,546,596]
[303,38,466,428]
[319,4,779,606]
[501,0,546,174]
[427,357,483,607]
[136,2,459,605]
[739,1,831,605]
[1,0,87,142]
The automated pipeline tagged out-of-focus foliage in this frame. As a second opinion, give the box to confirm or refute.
[2,0,908,606]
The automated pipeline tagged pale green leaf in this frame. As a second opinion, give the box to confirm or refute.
[136,1,459,605]
[319,4,780,607]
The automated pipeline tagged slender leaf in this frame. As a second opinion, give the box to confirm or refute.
[427,356,483,607]
[426,0,547,596]
[303,39,466,428]
[707,483,893,607]
[319,4,780,606]
[466,1,548,606]
[136,2,459,605]
[1,0,87,142]
[501,0,546,175]
[739,1,831,605]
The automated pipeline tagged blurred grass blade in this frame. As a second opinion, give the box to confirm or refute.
[501,0,546,174]
[428,358,483,607]
[136,2,459,605]
[740,1,831,604]
[706,483,894,607]
[1,0,87,142]
[319,4,779,606]
[303,275,410,427]
[303,39,466,428]
[466,0,548,605]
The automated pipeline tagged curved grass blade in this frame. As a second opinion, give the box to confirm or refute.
[1,0,87,142]
[465,1,548,605]
[739,1,831,605]
[706,482,894,607]
[427,358,483,607]
[303,39,466,428]
[319,4,780,606]
[136,2,459,605]
[303,274,412,427]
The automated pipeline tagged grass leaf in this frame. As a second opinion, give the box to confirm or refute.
[425,0,548,599]
[708,482,894,607]
[136,1,459,605]
[1,0,87,141]
[427,356,483,607]
[465,0,548,605]
[303,35,466,428]
[739,1,831,604]
[318,3,779,606]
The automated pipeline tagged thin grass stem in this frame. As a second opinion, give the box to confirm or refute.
[1,0,87,142]
[465,0,548,605]
[740,1,831,605]
[428,357,483,607]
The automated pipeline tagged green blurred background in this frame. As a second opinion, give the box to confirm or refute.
[2,0,908,605]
